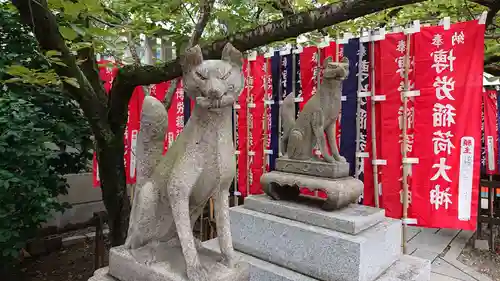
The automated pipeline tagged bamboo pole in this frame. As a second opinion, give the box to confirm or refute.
[246,58,252,198]
[354,29,364,180]
[233,105,239,206]
[369,31,380,208]
[263,56,270,175]
[278,52,284,157]
[401,33,412,255]
[335,31,340,62]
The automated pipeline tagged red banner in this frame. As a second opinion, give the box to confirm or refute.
[126,87,145,184]
[412,20,484,229]
[248,57,266,195]
[378,33,417,218]
[263,57,273,174]
[299,46,319,109]
[483,89,498,175]
[237,60,249,196]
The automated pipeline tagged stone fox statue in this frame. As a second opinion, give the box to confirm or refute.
[124,43,244,281]
[281,56,349,163]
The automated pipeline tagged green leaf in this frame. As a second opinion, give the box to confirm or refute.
[59,26,78,40]
[45,50,62,57]
[62,77,80,88]
[3,78,23,84]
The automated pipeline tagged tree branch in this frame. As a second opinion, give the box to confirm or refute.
[108,0,500,129]
[188,0,215,48]
[11,0,112,143]
[118,0,428,87]
[485,4,500,28]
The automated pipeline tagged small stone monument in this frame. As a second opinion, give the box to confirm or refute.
[89,43,249,281]
[261,57,363,210]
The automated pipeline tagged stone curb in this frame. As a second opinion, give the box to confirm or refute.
[61,228,109,247]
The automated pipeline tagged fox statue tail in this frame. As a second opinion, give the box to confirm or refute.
[280,94,296,155]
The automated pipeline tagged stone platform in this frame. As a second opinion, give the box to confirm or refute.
[226,195,430,281]
[244,195,385,234]
[275,158,349,178]
[203,239,431,281]
[105,244,248,281]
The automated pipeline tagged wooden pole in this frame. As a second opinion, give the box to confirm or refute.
[335,31,340,62]
[209,198,215,239]
[246,58,252,198]
[233,105,239,206]
[369,31,380,208]
[354,28,364,179]
[401,33,412,255]
[263,56,270,176]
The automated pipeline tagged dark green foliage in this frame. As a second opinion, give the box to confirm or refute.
[0,4,92,272]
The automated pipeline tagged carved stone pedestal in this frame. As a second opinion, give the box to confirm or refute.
[275,158,350,178]
[261,171,363,211]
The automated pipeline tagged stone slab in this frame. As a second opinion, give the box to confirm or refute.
[108,245,249,281]
[275,157,349,178]
[244,194,385,234]
[230,206,401,281]
[376,255,431,281]
[410,249,440,263]
[204,239,429,281]
[431,258,475,281]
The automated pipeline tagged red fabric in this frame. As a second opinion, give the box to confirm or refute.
[237,60,249,197]
[126,87,145,184]
[483,89,498,175]
[248,56,266,195]
[412,20,484,230]
[299,46,319,110]
[170,80,186,151]
[378,33,416,218]
[361,43,375,207]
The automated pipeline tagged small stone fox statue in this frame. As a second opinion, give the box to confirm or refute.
[281,56,349,163]
[124,43,244,281]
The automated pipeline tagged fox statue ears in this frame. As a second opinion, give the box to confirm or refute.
[181,43,243,73]
[322,56,349,66]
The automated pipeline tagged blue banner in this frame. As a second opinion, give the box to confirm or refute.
[339,39,359,178]
[269,51,281,170]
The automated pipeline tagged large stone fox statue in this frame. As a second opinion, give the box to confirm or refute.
[281,56,349,163]
[124,43,244,281]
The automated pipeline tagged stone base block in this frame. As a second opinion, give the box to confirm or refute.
[204,239,430,281]
[261,171,363,211]
[108,245,249,281]
[230,206,401,281]
[275,157,349,178]
[244,195,385,234]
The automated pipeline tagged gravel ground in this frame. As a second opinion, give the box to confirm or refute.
[458,224,500,281]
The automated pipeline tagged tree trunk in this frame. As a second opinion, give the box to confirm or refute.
[96,133,130,246]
